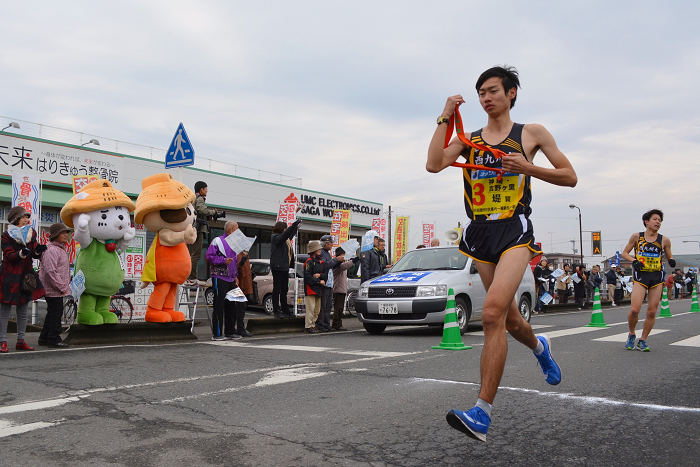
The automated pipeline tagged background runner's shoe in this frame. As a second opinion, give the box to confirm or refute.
[534,334,561,385]
[637,339,650,352]
[446,407,490,442]
[626,334,636,350]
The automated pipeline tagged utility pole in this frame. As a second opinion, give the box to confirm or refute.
[387,205,392,262]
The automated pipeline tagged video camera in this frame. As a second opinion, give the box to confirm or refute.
[196,209,226,226]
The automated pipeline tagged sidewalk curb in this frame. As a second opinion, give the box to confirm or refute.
[246,316,306,335]
[63,322,197,345]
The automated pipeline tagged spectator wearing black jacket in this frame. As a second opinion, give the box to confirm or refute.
[303,240,327,333]
[686,270,695,295]
[270,214,302,319]
[586,265,603,305]
[361,238,389,284]
[533,258,550,314]
[606,266,619,306]
[674,269,684,299]
[316,235,342,332]
[573,265,588,310]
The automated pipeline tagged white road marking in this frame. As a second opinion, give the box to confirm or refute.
[670,335,700,347]
[160,366,331,403]
[202,341,415,358]
[0,419,63,438]
[0,396,85,415]
[593,329,669,342]
[470,324,554,337]
[544,321,627,338]
[254,368,330,387]
[413,378,700,413]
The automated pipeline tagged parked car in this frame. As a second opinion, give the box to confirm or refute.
[205,259,305,313]
[354,246,535,335]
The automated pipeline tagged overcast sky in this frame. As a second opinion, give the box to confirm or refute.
[3,1,699,263]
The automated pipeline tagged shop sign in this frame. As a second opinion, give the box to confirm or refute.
[1,134,124,189]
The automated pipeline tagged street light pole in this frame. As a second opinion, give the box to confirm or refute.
[569,204,583,266]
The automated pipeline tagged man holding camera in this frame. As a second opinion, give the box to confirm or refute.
[188,181,225,285]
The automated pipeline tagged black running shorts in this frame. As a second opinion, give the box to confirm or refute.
[633,270,664,289]
[459,215,542,265]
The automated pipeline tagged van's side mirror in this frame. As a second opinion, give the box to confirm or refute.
[469,264,478,275]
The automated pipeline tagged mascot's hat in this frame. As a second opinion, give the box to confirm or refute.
[60,179,136,228]
[134,173,195,224]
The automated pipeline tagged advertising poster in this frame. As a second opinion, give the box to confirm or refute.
[422,222,435,247]
[393,216,409,263]
[277,193,300,251]
[128,224,148,320]
[330,209,351,247]
[371,217,387,240]
[11,172,41,232]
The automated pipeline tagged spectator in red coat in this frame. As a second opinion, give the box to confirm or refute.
[0,206,47,353]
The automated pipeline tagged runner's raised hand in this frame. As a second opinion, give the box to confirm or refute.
[441,95,465,119]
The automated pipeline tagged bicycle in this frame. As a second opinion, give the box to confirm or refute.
[62,280,135,324]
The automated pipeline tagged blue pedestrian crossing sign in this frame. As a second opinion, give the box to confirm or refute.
[165,122,195,168]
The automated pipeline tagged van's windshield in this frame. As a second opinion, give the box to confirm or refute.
[391,247,468,272]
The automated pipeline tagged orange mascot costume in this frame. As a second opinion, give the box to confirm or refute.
[134,173,197,323]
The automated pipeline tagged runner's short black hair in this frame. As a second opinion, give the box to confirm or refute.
[476,65,520,109]
[194,181,207,193]
[642,209,664,227]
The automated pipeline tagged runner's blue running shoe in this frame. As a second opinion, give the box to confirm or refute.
[534,334,561,385]
[625,334,636,350]
[637,339,650,352]
[446,407,490,442]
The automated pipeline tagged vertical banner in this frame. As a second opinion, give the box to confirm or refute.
[128,224,149,321]
[615,251,620,267]
[330,209,351,247]
[12,173,41,232]
[277,193,300,250]
[371,217,387,240]
[422,222,435,247]
[393,216,409,263]
[71,174,99,194]
[125,225,147,279]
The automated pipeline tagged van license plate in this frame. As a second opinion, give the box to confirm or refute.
[379,303,398,314]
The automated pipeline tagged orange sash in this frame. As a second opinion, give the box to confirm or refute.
[445,106,507,180]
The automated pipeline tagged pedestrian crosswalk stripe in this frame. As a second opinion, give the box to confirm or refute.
[545,323,625,339]
[592,330,669,342]
[669,335,700,347]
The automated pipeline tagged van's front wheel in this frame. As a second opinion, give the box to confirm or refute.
[454,297,470,335]
[519,296,531,322]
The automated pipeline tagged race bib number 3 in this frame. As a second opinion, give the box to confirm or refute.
[639,252,661,271]
[471,173,519,216]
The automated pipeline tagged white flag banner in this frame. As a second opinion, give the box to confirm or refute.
[338,239,360,259]
[225,229,257,255]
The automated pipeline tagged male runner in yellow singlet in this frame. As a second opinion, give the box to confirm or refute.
[621,209,674,352]
[426,65,577,442]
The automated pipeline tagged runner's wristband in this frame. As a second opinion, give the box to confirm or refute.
[668,259,676,268]
[632,260,642,271]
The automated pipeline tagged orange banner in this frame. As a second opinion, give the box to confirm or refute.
[393,216,409,262]
[330,209,351,247]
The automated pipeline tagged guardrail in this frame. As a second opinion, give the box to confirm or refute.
[0,115,303,187]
